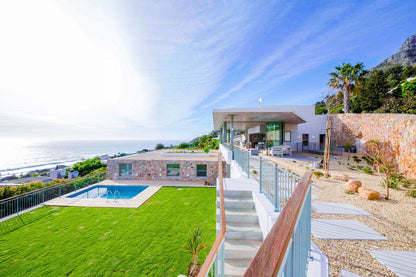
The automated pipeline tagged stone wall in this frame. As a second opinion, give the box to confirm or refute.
[107,158,224,185]
[330,114,416,179]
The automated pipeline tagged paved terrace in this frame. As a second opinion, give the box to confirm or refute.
[115,150,219,161]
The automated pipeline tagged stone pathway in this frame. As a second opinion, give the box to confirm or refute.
[312,202,371,215]
[369,251,416,277]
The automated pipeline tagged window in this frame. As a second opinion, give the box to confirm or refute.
[119,164,132,177]
[266,122,281,146]
[284,131,291,142]
[196,164,207,177]
[167,164,180,177]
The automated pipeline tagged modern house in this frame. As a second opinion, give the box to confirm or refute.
[213,105,327,153]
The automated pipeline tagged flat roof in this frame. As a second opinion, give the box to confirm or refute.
[212,106,307,130]
[113,150,219,162]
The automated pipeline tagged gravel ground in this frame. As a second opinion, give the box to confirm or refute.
[275,153,416,276]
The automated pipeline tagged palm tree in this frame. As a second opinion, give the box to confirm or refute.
[328,63,365,113]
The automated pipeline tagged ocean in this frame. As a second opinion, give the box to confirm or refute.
[0,139,182,177]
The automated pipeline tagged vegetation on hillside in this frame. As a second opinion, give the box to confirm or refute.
[156,131,219,153]
[317,64,416,114]
[69,157,106,176]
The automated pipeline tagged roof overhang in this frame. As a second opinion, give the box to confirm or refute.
[213,107,306,130]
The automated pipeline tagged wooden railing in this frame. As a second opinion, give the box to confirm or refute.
[198,152,226,276]
[244,171,313,277]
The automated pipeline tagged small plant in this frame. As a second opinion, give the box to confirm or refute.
[184,225,211,277]
[353,155,362,163]
[406,190,416,198]
[313,171,324,179]
[203,147,210,153]
[345,190,355,195]
[362,155,374,166]
[252,169,258,175]
[292,160,297,163]
[361,166,373,175]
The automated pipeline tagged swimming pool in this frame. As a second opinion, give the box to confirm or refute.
[68,185,149,200]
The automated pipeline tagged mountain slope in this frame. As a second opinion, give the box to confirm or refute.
[376,34,416,68]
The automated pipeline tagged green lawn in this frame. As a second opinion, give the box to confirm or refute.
[0,187,216,276]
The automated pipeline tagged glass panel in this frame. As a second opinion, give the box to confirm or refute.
[119,164,132,177]
[196,164,207,177]
[266,123,281,146]
[284,131,291,142]
[167,164,180,177]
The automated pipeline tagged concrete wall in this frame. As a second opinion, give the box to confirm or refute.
[107,158,224,185]
[330,114,416,179]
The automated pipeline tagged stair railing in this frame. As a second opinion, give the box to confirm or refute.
[198,151,226,276]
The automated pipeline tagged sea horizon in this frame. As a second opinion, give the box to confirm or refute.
[0,139,182,177]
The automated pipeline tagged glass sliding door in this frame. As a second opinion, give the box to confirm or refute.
[266,122,281,146]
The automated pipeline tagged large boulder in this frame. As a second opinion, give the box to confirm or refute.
[343,180,362,192]
[358,187,380,200]
[332,172,349,181]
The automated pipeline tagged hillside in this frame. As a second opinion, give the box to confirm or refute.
[376,34,416,68]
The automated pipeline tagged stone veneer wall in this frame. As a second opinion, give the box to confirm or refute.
[330,114,416,179]
[107,158,224,185]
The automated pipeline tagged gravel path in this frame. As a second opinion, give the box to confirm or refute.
[272,153,416,276]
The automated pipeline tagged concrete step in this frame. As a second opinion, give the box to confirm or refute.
[217,190,252,199]
[217,222,263,240]
[216,198,255,210]
[224,258,251,276]
[217,209,258,224]
[224,239,262,259]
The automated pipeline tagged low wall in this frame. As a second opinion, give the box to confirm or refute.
[330,114,416,179]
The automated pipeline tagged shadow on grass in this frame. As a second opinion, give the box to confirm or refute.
[0,206,57,235]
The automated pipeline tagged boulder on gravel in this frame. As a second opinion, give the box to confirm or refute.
[358,187,380,200]
[332,172,349,181]
[343,180,362,192]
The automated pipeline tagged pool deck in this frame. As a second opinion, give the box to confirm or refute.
[45,179,212,208]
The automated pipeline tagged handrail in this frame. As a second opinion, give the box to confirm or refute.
[244,171,312,277]
[197,152,226,276]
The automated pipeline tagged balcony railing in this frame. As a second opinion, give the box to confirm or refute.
[259,156,301,212]
[0,171,107,220]
[233,145,250,178]
[244,171,312,276]
[198,152,226,276]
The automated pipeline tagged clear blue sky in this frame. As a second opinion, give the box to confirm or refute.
[0,0,415,141]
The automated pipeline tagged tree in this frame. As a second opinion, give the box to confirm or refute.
[328,63,366,113]
[364,140,397,200]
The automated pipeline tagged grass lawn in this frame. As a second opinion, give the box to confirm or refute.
[0,187,216,276]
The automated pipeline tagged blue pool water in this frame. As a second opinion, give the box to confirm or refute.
[68,185,148,200]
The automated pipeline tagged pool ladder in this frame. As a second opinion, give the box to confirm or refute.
[105,190,121,200]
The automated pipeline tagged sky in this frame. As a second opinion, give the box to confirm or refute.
[0,0,415,141]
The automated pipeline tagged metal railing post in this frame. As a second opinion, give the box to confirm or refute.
[16,197,19,214]
[259,156,263,193]
[42,190,44,204]
[274,164,278,212]
[247,151,250,178]
[59,183,61,197]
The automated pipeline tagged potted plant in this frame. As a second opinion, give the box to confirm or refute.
[184,225,211,277]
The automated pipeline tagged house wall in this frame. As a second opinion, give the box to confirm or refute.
[107,158,223,185]
[283,105,327,151]
[330,113,416,179]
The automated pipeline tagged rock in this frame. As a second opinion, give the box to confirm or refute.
[343,180,362,192]
[358,187,380,200]
[332,172,349,181]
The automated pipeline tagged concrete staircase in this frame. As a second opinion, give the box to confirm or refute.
[217,190,263,276]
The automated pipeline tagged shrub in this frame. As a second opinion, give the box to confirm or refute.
[361,166,373,175]
[406,190,416,198]
[313,171,324,179]
[71,157,105,176]
[178,142,189,149]
[252,170,258,175]
[345,190,355,195]
[155,143,165,150]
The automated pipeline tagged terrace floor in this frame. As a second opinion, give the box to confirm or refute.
[0,187,216,276]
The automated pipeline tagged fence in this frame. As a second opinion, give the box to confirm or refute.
[244,171,312,276]
[0,171,107,219]
[258,156,301,212]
